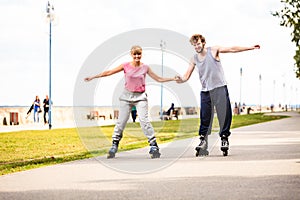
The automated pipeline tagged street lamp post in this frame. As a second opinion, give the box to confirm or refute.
[283,83,286,111]
[46,1,54,129]
[160,40,166,120]
[273,80,276,106]
[259,74,262,112]
[239,67,242,115]
[290,86,293,111]
[296,88,298,111]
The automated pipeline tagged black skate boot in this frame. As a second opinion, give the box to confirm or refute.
[221,136,229,156]
[107,140,119,159]
[149,141,161,159]
[195,136,209,156]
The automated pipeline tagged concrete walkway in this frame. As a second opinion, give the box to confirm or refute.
[0,112,299,199]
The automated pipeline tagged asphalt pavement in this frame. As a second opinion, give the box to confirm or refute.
[0,111,299,200]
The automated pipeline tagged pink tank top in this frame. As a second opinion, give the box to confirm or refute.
[123,62,149,92]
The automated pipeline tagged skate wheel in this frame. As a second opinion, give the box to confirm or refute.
[150,152,161,159]
[202,150,209,156]
[195,149,209,157]
[107,152,115,159]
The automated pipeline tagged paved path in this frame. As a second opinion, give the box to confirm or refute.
[0,112,299,199]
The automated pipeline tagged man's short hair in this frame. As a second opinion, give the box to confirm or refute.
[189,34,206,45]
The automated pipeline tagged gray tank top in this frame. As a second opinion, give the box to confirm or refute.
[194,47,227,91]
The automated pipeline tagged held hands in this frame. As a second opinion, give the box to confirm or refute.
[175,75,184,83]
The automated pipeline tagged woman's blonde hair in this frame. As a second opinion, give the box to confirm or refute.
[131,45,142,54]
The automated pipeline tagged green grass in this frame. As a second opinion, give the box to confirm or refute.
[231,113,287,128]
[0,113,288,175]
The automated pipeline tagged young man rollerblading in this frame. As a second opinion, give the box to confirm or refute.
[176,34,260,156]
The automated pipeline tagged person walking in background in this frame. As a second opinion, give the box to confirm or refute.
[33,96,41,123]
[164,103,175,116]
[84,45,178,159]
[176,34,260,156]
[25,103,34,119]
[43,95,51,125]
[131,105,137,122]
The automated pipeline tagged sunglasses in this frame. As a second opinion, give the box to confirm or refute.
[133,52,142,55]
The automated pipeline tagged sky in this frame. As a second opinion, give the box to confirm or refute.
[0,0,299,108]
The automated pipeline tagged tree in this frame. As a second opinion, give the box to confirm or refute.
[272,0,300,78]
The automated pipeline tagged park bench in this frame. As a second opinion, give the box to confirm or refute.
[87,111,105,120]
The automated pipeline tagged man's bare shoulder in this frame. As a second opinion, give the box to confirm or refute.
[190,56,196,65]
[210,46,221,51]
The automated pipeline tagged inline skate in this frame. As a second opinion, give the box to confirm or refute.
[107,140,119,159]
[195,136,209,156]
[149,141,161,159]
[221,136,229,156]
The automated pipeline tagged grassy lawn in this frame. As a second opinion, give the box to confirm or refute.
[0,113,288,175]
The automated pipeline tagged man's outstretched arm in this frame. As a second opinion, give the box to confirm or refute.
[176,58,196,83]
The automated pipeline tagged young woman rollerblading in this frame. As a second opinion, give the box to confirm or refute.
[85,45,178,159]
